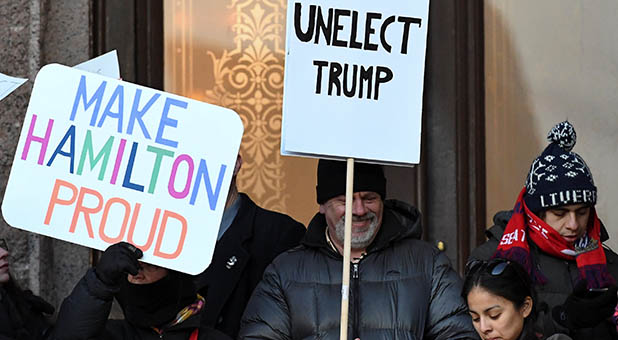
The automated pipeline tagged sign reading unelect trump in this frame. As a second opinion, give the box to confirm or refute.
[2,64,243,274]
[281,0,430,165]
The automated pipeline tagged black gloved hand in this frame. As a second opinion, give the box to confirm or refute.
[553,279,618,330]
[95,242,143,286]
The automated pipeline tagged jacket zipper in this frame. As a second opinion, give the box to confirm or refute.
[352,262,360,339]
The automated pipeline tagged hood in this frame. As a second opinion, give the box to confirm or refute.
[302,199,423,254]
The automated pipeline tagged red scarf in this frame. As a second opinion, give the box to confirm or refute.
[493,187,615,289]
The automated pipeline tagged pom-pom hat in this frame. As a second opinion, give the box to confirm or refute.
[523,121,597,213]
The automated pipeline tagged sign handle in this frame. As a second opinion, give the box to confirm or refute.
[339,158,354,340]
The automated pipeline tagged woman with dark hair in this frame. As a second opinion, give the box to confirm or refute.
[462,259,572,340]
[0,239,54,340]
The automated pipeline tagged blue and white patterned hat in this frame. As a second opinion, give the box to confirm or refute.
[523,121,597,213]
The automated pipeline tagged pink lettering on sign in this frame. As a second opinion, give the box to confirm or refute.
[168,154,194,199]
[43,178,189,259]
[21,114,54,165]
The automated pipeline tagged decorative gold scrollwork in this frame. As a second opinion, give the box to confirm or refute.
[203,0,289,211]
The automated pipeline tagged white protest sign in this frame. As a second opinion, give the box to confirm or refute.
[0,72,27,102]
[2,64,243,274]
[74,50,120,79]
[281,0,430,165]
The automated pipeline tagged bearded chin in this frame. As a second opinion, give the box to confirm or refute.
[334,212,379,249]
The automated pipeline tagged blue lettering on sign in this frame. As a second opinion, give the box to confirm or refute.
[190,160,227,210]
[155,97,186,148]
[69,75,107,125]
[46,125,76,174]
[128,89,160,140]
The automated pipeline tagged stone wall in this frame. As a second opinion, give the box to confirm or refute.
[0,0,92,315]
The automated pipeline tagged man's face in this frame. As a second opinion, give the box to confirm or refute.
[542,204,590,244]
[320,191,384,250]
[127,263,168,284]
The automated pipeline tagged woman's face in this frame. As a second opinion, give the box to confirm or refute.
[0,247,10,284]
[127,262,168,284]
[467,286,532,340]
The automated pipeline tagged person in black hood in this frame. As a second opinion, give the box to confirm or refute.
[0,239,54,340]
[53,242,230,340]
[239,159,477,339]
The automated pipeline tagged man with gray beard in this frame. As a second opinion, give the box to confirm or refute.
[239,159,476,340]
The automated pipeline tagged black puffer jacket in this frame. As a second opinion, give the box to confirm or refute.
[53,269,231,340]
[239,200,477,340]
[470,211,618,340]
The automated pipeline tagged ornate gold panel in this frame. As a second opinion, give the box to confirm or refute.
[164,0,316,225]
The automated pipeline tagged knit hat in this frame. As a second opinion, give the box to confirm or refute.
[316,159,386,204]
[523,121,597,213]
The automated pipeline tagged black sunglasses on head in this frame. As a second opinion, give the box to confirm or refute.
[465,258,511,278]
[464,258,532,296]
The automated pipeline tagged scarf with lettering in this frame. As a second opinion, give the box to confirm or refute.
[493,187,614,289]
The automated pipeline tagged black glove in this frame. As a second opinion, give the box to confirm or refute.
[95,242,143,286]
[553,279,618,330]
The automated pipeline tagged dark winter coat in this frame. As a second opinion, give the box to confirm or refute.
[194,193,306,339]
[0,280,53,340]
[52,269,231,340]
[469,210,618,340]
[239,200,478,340]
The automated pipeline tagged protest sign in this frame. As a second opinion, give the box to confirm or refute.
[0,72,27,102]
[2,64,243,274]
[281,0,430,165]
[74,50,120,79]
[280,1,430,338]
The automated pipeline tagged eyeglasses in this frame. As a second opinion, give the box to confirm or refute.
[0,239,8,252]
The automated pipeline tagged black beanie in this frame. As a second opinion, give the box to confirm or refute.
[316,159,386,204]
[523,121,597,213]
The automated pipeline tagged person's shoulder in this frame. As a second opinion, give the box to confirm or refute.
[468,210,512,261]
[256,206,304,228]
[389,238,447,269]
[602,244,618,274]
[261,245,320,281]
[395,237,437,254]
[271,244,312,263]
[244,193,305,230]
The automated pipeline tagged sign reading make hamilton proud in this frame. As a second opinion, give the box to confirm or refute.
[281,0,430,165]
[2,64,243,275]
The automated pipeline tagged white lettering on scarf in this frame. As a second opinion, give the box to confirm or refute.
[527,215,549,240]
[500,229,526,246]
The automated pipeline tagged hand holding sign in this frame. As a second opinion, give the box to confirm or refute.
[95,242,143,286]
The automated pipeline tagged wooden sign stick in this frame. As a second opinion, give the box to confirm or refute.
[339,158,354,340]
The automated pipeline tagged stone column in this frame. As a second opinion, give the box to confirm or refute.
[0,0,92,315]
